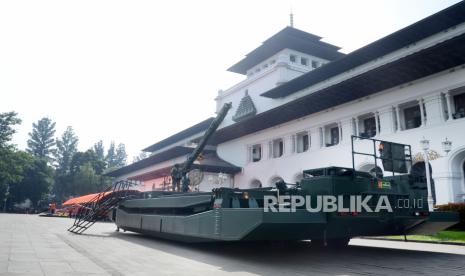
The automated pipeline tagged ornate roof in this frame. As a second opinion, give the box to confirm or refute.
[232,91,257,122]
[228,27,344,75]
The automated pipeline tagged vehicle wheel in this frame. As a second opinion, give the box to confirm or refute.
[311,238,350,248]
[326,238,350,248]
[311,239,325,247]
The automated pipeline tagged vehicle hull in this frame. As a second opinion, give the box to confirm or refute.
[115,207,458,243]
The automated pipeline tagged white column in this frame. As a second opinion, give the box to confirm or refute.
[353,117,359,137]
[423,149,434,211]
[338,122,343,142]
[341,118,354,142]
[320,127,325,147]
[374,112,380,136]
[395,105,402,131]
[423,93,445,126]
[445,91,453,121]
[275,54,290,85]
[312,127,322,148]
[378,106,395,135]
[433,173,455,205]
[284,135,293,156]
[418,99,426,126]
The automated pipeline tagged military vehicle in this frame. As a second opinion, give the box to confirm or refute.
[69,103,458,246]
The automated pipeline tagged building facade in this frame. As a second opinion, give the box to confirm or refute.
[108,3,465,205]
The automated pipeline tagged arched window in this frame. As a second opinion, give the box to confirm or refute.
[269,176,284,186]
[369,166,383,178]
[359,163,383,178]
[250,179,262,188]
[411,162,436,202]
[294,173,303,183]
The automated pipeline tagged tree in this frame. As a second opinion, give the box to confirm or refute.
[60,150,109,197]
[93,140,105,164]
[0,111,23,210]
[71,162,99,195]
[53,127,78,201]
[70,150,105,175]
[0,111,21,149]
[0,113,54,211]
[53,172,72,202]
[115,143,127,167]
[27,117,56,162]
[0,150,30,210]
[55,126,78,173]
[9,156,53,209]
[105,142,117,168]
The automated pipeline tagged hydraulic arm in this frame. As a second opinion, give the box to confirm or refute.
[171,102,232,192]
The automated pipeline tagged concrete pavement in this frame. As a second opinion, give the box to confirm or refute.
[1,214,465,275]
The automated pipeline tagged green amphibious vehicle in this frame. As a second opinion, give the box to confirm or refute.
[111,103,458,246]
[116,169,457,245]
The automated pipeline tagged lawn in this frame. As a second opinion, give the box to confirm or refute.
[384,230,465,244]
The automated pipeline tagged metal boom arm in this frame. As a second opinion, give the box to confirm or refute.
[171,102,232,191]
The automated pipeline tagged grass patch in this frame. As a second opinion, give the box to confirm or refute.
[383,231,465,243]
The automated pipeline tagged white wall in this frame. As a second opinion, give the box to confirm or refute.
[197,172,233,192]
[117,22,465,204]
[216,67,465,204]
[215,49,327,127]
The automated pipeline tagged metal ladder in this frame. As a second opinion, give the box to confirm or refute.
[67,180,137,234]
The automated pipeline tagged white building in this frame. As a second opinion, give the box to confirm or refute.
[107,2,465,205]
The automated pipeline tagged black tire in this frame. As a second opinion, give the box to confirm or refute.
[311,238,350,248]
[311,239,325,247]
[327,238,350,248]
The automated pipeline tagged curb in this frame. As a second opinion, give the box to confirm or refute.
[361,237,465,246]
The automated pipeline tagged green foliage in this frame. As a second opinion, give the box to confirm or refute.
[55,126,78,173]
[53,172,72,202]
[1,150,53,210]
[0,112,125,209]
[27,117,56,162]
[436,203,465,230]
[0,149,30,207]
[1,112,128,206]
[93,140,105,163]
[0,112,24,209]
[115,143,127,167]
[8,156,54,209]
[71,163,99,195]
[105,141,116,168]
[59,161,111,197]
[55,149,112,200]
[105,141,128,169]
[105,142,127,168]
[71,162,111,195]
[0,111,21,149]
[70,150,106,175]
[385,230,465,243]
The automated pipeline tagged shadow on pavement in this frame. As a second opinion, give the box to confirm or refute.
[107,231,465,275]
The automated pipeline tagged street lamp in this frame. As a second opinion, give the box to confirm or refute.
[442,137,452,155]
[420,137,434,212]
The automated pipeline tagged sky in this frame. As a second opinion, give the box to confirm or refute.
[0,0,462,162]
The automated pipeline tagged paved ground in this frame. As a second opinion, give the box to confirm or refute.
[1,214,465,276]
